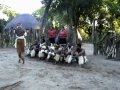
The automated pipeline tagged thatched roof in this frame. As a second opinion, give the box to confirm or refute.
[5,14,40,30]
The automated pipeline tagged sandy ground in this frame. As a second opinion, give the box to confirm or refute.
[0,44,120,90]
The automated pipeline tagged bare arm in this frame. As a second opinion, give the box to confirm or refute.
[78,49,85,56]
[71,47,77,55]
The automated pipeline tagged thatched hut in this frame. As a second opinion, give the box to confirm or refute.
[4,14,41,47]
[5,14,40,30]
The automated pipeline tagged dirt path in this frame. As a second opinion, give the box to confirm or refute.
[0,44,120,90]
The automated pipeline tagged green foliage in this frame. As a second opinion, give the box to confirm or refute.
[113,18,120,34]
[79,28,89,40]
[0,3,17,22]
[38,0,120,40]
[3,7,17,21]
[32,6,45,20]
[0,19,6,33]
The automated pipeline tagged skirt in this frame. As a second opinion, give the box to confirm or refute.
[49,38,55,44]
[59,38,67,44]
[17,39,25,53]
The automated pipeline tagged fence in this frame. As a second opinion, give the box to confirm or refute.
[0,29,38,48]
[97,31,120,60]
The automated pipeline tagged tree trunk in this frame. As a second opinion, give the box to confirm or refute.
[92,19,98,55]
[72,27,77,46]
[115,35,120,60]
[39,0,53,42]
[68,25,73,43]
[67,8,74,44]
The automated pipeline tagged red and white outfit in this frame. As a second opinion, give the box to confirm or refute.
[59,29,67,44]
[48,29,56,43]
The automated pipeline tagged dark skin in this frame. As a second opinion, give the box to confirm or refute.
[15,25,25,36]
[72,45,85,57]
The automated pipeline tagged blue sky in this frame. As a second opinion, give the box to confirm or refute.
[1,0,43,14]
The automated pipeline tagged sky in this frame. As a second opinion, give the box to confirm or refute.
[1,0,43,14]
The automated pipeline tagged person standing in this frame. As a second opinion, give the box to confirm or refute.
[48,27,56,44]
[59,26,68,45]
[14,23,26,64]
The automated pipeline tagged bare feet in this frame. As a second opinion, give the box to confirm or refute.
[18,59,21,63]
[22,60,25,64]
[18,58,25,64]
[22,58,25,64]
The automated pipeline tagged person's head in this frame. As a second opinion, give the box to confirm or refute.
[61,26,65,31]
[17,23,22,28]
[34,40,39,44]
[77,43,81,48]
[62,26,64,29]
[50,27,54,30]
